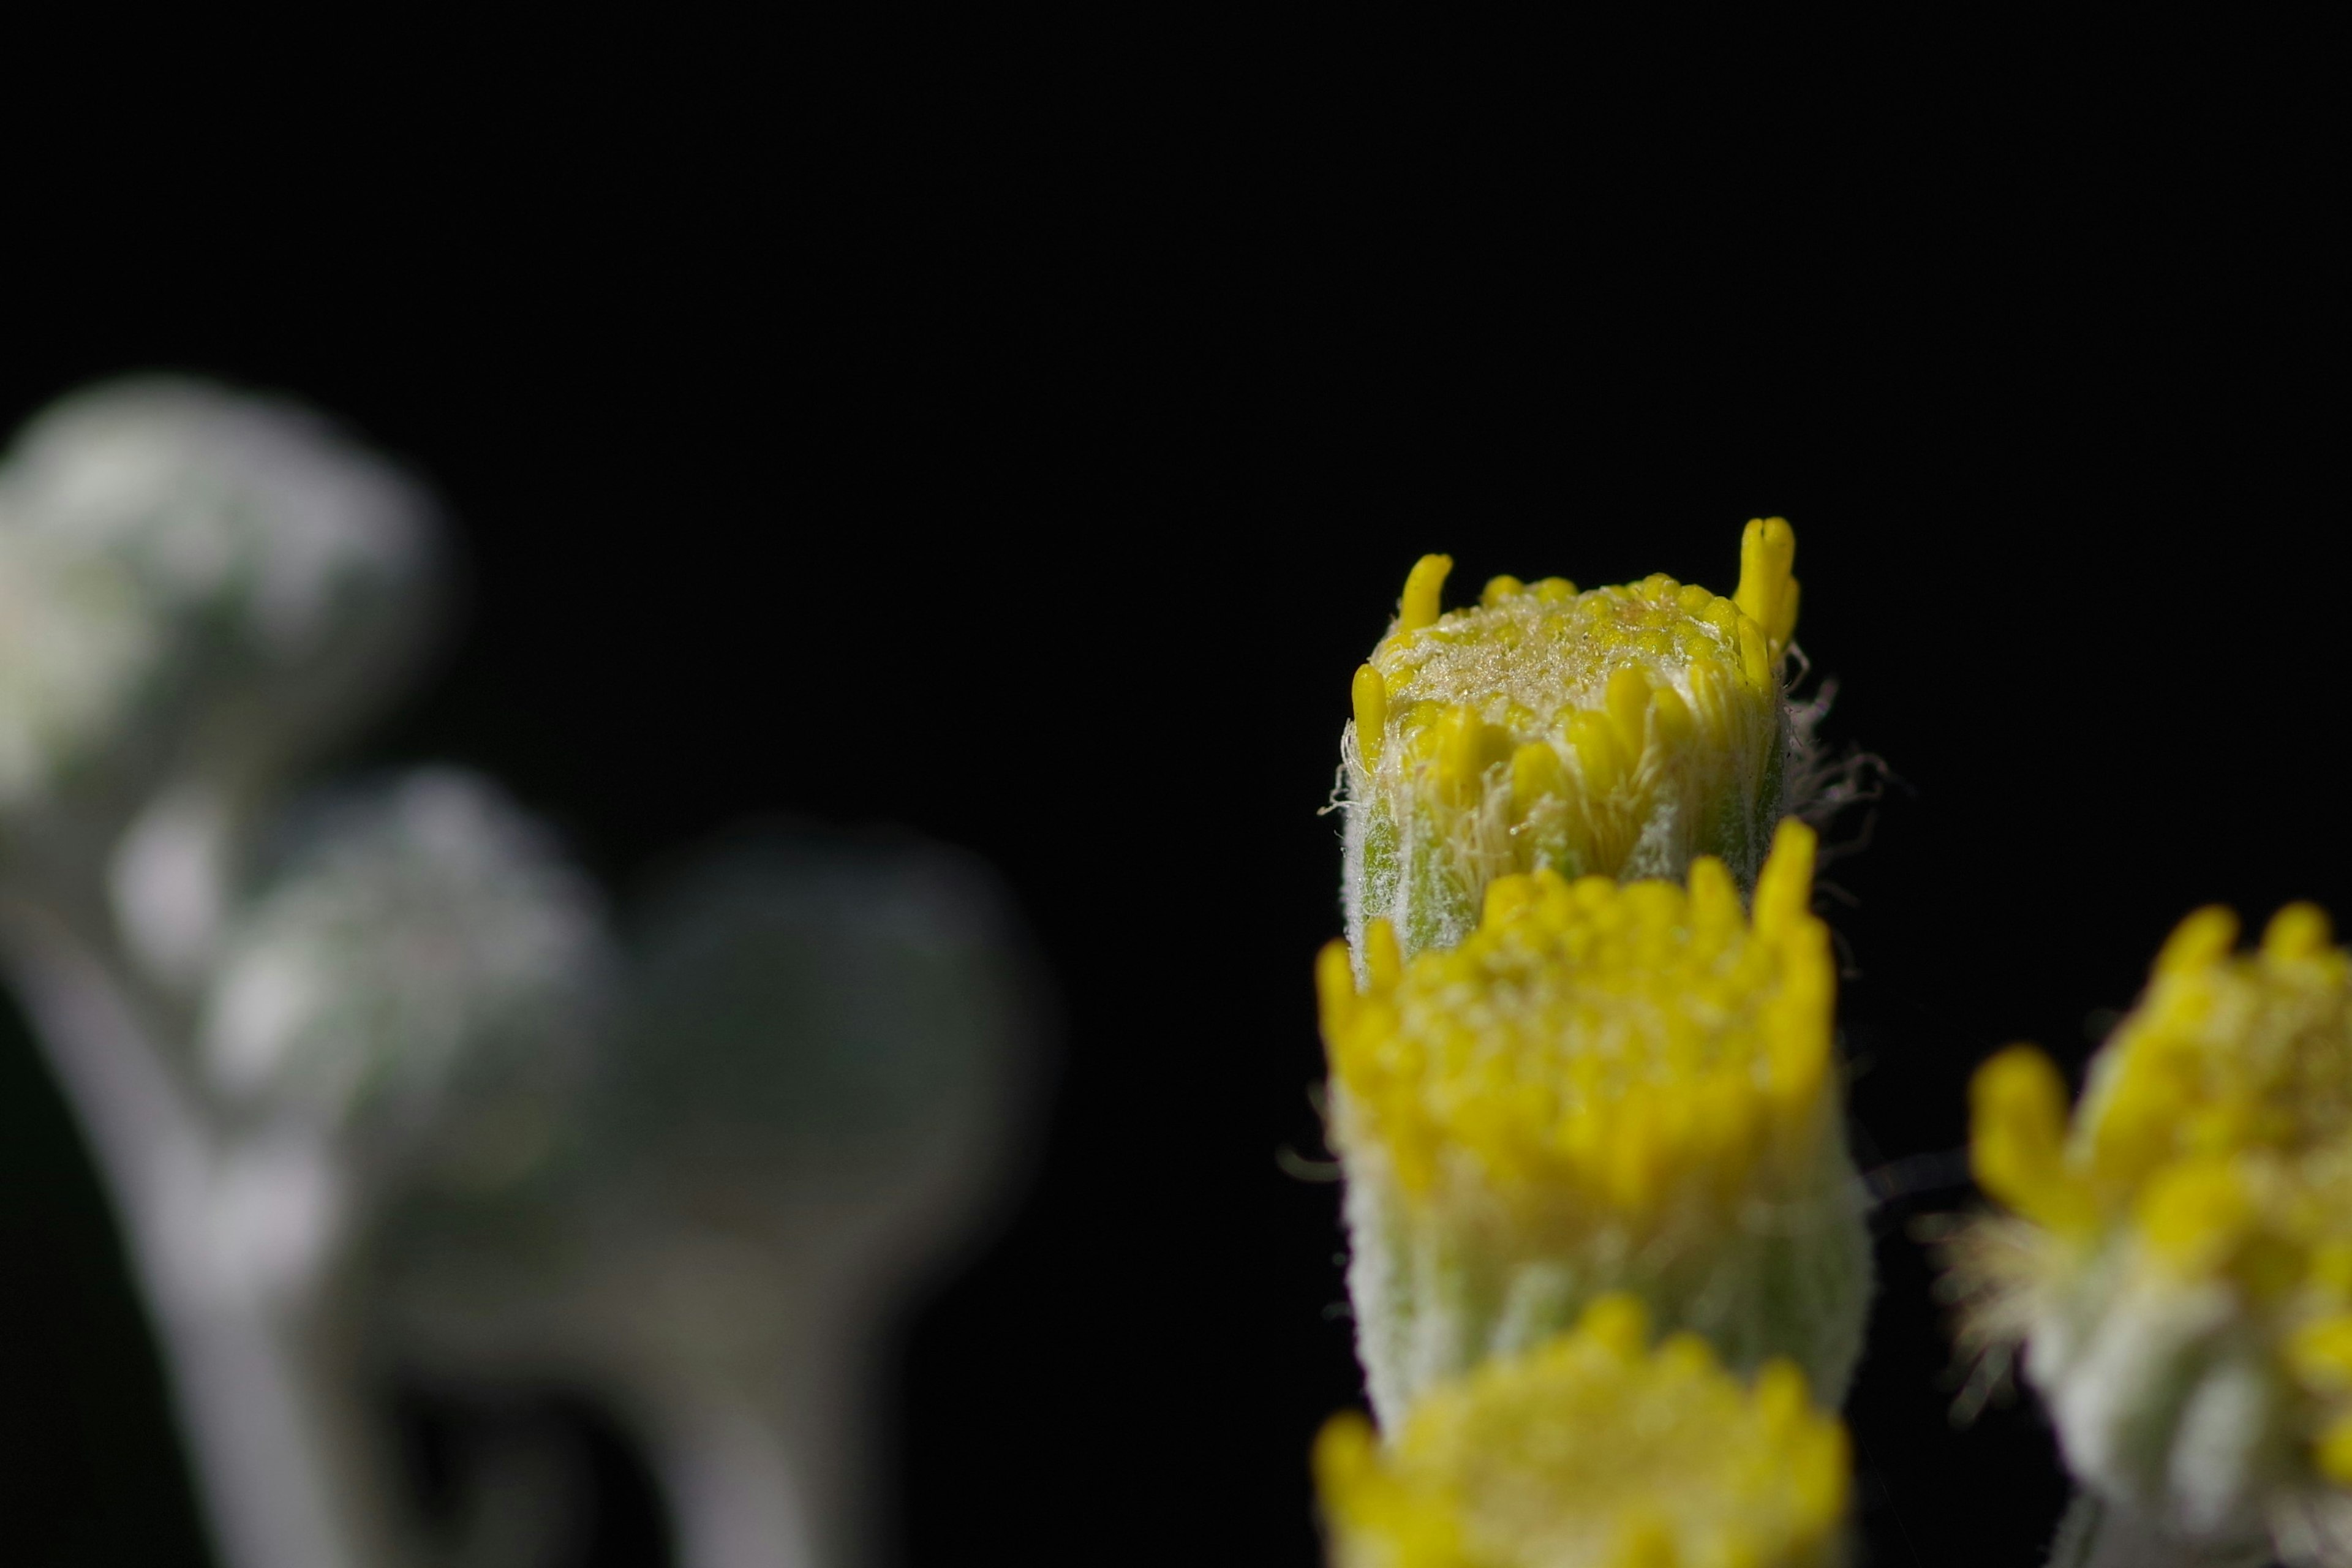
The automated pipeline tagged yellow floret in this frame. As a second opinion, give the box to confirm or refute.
[1972,902,2352,1281]
[1324,821,1833,1226]
[1343,521,1803,962]
[1316,1292,1849,1568]
[1322,822,1869,1419]
[1959,900,2352,1545]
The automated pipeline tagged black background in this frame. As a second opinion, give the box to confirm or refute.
[0,21,2342,1566]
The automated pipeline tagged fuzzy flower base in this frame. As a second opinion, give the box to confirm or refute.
[1321,821,1869,1425]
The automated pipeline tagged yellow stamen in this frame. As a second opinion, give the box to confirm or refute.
[1480,574,1525,607]
[2264,901,2333,963]
[1434,705,1507,807]
[1321,830,1834,1218]
[1352,665,1389,766]
[1509,741,1566,823]
[1969,1046,2095,1234]
[1734,516,1800,663]
[1399,554,1453,635]
[1605,667,1653,760]
[2155,905,2238,976]
[1316,1292,1849,1568]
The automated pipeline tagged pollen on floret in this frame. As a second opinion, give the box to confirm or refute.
[1343,522,1809,962]
[1315,1291,1849,1568]
[1321,824,1836,1225]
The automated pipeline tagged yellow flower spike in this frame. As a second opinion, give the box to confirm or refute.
[1566,708,1632,796]
[1314,1409,1378,1496]
[1736,614,1772,691]
[1398,554,1453,635]
[1343,527,1815,962]
[2155,903,2239,976]
[1688,854,1742,930]
[1507,741,1566,824]
[1363,918,1403,992]
[1432,705,1482,805]
[1948,897,2352,1561]
[1751,819,1817,939]
[1314,1297,1850,1568]
[1352,665,1389,767]
[2264,901,2333,963]
[1605,666,1653,758]
[1967,1046,2095,1234]
[1733,516,1800,662]
[1649,682,1695,753]
[1321,829,1868,1423]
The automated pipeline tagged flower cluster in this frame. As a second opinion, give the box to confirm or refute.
[1962,904,2352,1562]
[1342,519,1800,963]
[1316,1294,1849,1568]
[1321,826,1866,1422]
[1314,524,1864,1567]
[0,377,437,814]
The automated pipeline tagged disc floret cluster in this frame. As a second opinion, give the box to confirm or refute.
[1314,522,1866,1568]
[1964,903,2352,1559]
[1316,1294,1849,1568]
[1343,520,1801,963]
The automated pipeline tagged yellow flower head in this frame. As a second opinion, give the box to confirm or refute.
[1320,821,1869,1423]
[1962,903,2352,1558]
[1343,520,1801,962]
[1315,1292,1850,1568]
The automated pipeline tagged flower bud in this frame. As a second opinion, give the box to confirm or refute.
[1958,902,2352,1561]
[1320,820,1869,1426]
[197,768,609,1192]
[1341,519,1801,963]
[1,376,437,684]
[0,377,443,818]
[0,379,450,984]
[1314,1291,1850,1568]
